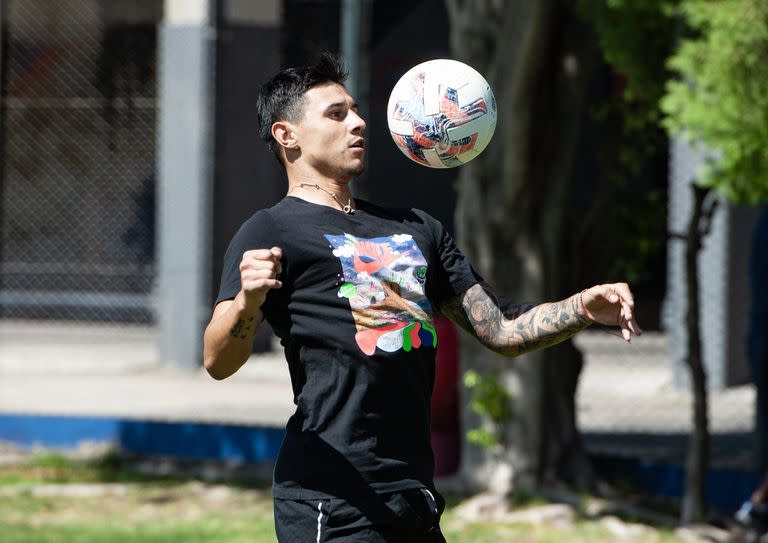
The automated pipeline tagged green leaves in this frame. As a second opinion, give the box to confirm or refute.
[661,0,768,205]
[581,0,768,205]
[577,0,680,105]
[463,370,514,449]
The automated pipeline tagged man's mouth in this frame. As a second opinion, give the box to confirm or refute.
[350,139,365,149]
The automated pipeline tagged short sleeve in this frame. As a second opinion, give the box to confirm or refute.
[215,210,281,305]
[423,212,484,307]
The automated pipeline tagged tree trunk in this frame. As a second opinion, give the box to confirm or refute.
[681,184,711,523]
[446,0,600,492]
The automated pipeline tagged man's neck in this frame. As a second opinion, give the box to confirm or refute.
[286,174,355,213]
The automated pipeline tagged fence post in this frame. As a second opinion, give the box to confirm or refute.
[157,0,217,369]
[0,0,7,308]
[339,0,370,198]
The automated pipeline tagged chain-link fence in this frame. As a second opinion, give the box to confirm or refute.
[0,0,160,322]
[0,0,759,493]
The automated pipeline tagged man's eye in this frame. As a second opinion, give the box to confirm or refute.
[330,110,344,119]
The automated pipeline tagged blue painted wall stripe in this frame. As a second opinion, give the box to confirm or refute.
[0,415,120,448]
[119,420,285,463]
[592,455,761,511]
[0,414,761,511]
[0,414,284,464]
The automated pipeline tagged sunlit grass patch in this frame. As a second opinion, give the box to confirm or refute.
[0,452,696,543]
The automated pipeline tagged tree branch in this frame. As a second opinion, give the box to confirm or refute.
[699,192,719,238]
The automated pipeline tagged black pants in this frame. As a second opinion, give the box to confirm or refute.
[274,488,447,542]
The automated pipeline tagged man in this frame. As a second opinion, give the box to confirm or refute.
[203,53,642,542]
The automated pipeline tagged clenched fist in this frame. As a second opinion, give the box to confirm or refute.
[239,247,283,311]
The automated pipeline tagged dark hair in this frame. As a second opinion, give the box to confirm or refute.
[256,52,349,165]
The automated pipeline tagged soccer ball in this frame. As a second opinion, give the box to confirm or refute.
[387,59,497,168]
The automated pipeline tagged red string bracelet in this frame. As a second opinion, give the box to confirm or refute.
[578,289,589,320]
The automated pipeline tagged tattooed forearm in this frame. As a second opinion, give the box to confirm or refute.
[228,316,255,339]
[441,283,591,357]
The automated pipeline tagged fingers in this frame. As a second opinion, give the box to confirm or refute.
[242,248,280,261]
[610,282,643,342]
[620,319,631,342]
[240,259,277,271]
[242,247,282,266]
[600,284,620,304]
[588,282,643,342]
[243,278,283,292]
[619,316,643,342]
[241,269,282,289]
[241,247,283,290]
[241,247,283,276]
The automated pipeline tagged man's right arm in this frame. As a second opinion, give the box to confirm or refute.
[203,295,264,380]
[203,247,282,380]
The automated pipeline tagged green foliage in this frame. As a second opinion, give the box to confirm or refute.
[466,428,499,450]
[577,0,677,161]
[577,0,680,105]
[0,450,184,486]
[578,103,668,285]
[606,190,666,284]
[661,0,768,205]
[30,451,73,470]
[0,512,277,543]
[574,1,678,288]
[463,370,514,449]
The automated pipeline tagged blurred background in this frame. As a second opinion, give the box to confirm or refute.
[0,0,765,528]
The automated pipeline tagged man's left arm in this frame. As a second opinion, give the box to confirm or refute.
[438,282,642,357]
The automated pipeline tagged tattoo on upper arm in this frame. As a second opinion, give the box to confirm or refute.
[229,316,255,339]
[440,282,590,356]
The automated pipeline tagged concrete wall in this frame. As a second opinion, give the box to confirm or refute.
[665,137,758,390]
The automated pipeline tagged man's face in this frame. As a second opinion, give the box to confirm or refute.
[291,83,366,179]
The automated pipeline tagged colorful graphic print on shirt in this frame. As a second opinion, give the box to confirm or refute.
[325,233,437,356]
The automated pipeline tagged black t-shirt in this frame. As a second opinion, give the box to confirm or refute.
[216,196,481,499]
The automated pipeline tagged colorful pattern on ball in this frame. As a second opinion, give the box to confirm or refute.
[387,60,497,169]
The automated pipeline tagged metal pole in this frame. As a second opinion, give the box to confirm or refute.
[157,0,216,369]
[340,0,361,101]
[340,0,370,198]
[0,0,8,315]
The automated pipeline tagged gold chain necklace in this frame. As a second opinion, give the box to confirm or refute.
[295,183,354,214]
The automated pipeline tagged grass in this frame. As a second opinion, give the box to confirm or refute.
[0,453,276,543]
[440,515,683,543]
[0,450,193,485]
[0,452,691,543]
[0,518,277,543]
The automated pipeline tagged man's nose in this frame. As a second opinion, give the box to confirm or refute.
[349,110,366,134]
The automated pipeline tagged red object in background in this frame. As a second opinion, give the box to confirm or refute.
[431,314,461,476]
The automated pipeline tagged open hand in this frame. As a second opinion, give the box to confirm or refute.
[581,283,643,342]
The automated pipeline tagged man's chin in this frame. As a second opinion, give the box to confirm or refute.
[318,160,364,181]
[341,163,365,179]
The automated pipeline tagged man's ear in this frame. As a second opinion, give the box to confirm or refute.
[272,121,298,151]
